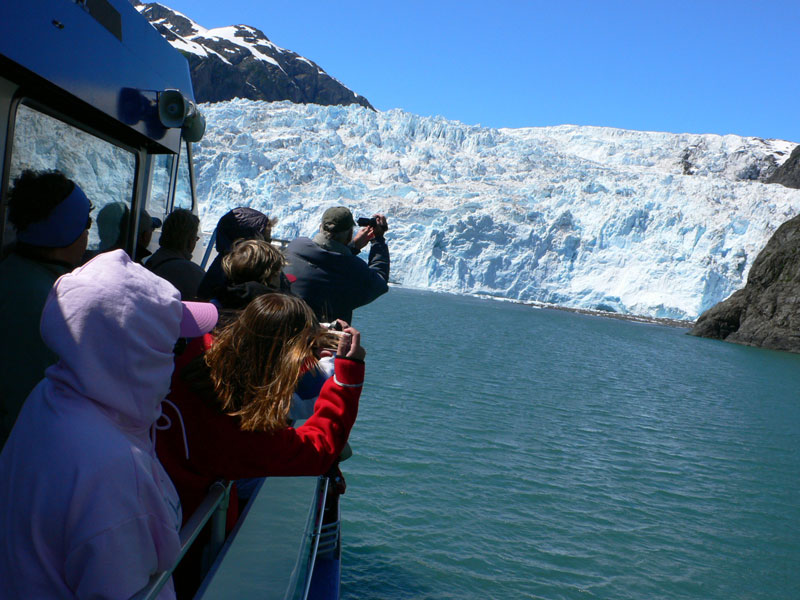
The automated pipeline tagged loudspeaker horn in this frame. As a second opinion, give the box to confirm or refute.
[158,89,188,128]
[182,104,206,142]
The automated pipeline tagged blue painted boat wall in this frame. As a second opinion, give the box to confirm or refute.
[0,0,194,153]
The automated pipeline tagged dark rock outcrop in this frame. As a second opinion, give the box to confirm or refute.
[133,1,373,110]
[689,214,800,352]
[679,139,786,183]
[767,144,800,189]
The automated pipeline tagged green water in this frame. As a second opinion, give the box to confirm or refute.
[341,287,800,599]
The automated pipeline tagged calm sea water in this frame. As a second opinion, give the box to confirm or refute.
[341,287,800,600]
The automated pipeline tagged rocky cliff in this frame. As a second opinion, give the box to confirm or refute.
[133,1,373,109]
[767,144,800,189]
[689,213,800,352]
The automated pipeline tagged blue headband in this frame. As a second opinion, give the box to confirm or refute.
[16,184,92,248]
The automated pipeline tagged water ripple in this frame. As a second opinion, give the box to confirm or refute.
[340,289,800,599]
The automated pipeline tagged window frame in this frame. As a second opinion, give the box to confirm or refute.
[0,92,173,255]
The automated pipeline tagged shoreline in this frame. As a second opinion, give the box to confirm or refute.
[389,283,695,329]
[532,302,695,329]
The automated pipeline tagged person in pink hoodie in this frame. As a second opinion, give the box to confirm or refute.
[0,249,218,599]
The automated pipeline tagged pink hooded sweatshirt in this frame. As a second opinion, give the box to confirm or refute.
[0,250,184,599]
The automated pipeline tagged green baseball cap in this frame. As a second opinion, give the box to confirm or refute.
[321,206,356,233]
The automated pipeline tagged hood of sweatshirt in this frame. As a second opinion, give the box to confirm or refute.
[40,250,183,433]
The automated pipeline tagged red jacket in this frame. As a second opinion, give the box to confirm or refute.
[156,334,363,527]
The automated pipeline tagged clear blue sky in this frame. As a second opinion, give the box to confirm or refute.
[158,0,800,142]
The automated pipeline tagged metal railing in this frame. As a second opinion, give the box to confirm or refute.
[198,229,290,271]
[297,476,328,600]
[130,480,232,600]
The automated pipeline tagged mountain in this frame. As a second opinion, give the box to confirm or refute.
[131,2,373,109]
[190,100,800,321]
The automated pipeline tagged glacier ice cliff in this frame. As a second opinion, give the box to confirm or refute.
[192,99,800,320]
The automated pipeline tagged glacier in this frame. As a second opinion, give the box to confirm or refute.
[192,99,800,320]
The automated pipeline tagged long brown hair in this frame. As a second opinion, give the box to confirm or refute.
[204,293,334,432]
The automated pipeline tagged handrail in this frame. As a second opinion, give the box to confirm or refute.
[198,232,289,271]
[130,480,232,600]
[300,476,329,600]
[200,228,217,270]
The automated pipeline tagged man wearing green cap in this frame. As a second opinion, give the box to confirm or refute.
[284,206,389,323]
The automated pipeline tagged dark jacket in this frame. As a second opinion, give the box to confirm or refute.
[145,247,206,300]
[0,253,70,449]
[215,281,273,310]
[284,236,389,323]
[212,280,274,327]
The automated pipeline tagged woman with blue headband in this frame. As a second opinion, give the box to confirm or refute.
[0,169,93,449]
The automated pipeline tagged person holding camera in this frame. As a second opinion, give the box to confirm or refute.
[284,206,389,323]
[156,293,364,596]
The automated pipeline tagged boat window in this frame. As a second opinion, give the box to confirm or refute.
[8,102,136,253]
[174,141,193,211]
[149,154,173,222]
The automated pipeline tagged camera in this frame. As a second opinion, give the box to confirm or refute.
[320,321,345,336]
[357,217,378,228]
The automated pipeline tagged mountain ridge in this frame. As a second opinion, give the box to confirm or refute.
[131,1,374,109]
[767,144,800,189]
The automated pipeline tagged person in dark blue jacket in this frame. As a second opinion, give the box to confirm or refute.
[284,207,389,323]
[196,207,274,300]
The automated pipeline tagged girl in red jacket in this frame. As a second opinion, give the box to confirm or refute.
[156,293,365,530]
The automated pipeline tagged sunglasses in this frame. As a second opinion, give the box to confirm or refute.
[86,203,95,230]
